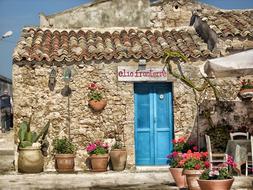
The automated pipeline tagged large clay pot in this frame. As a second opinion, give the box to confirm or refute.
[18,147,44,173]
[197,178,234,190]
[110,149,127,171]
[55,154,75,173]
[169,168,187,188]
[90,154,109,172]
[183,169,204,190]
[88,100,107,111]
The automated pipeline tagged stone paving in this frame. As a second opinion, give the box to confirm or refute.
[0,171,252,190]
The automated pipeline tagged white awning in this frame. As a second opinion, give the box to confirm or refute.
[201,49,253,78]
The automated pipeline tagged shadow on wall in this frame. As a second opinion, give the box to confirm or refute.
[188,100,253,152]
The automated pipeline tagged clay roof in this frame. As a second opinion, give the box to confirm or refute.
[13,27,215,63]
[199,10,253,38]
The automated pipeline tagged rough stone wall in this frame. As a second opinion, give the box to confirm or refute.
[40,0,150,28]
[150,0,217,28]
[13,59,200,170]
[13,61,136,170]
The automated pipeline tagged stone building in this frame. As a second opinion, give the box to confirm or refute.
[13,0,253,170]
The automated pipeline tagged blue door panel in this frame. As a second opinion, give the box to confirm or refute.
[134,82,173,166]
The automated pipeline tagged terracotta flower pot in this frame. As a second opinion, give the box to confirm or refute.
[169,168,187,188]
[183,169,204,190]
[110,149,127,171]
[18,147,44,173]
[239,89,253,101]
[88,99,107,111]
[55,154,75,173]
[197,178,234,190]
[90,154,109,172]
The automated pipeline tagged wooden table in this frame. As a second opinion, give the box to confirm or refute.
[225,140,251,175]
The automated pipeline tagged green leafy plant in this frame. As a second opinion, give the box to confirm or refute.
[111,141,125,150]
[53,137,76,154]
[240,79,253,90]
[182,150,210,170]
[18,118,50,148]
[87,82,104,101]
[205,123,231,153]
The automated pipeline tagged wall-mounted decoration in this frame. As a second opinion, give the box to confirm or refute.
[48,66,57,91]
[87,82,107,111]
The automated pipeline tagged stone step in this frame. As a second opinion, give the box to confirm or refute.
[0,149,14,155]
[0,154,14,173]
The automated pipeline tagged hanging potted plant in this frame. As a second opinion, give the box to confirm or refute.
[87,82,107,111]
[110,141,127,171]
[53,137,76,173]
[167,136,198,188]
[182,150,210,190]
[86,140,109,172]
[18,118,50,173]
[238,79,253,101]
[197,155,236,190]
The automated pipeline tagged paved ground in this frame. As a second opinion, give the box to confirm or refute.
[0,171,252,190]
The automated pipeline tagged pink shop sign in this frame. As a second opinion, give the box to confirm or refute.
[117,66,168,82]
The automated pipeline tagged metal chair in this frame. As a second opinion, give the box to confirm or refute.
[205,135,227,169]
[230,132,249,140]
[246,135,253,176]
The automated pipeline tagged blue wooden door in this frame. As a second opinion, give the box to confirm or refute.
[134,83,173,165]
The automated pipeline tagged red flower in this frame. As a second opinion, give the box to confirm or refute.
[204,161,210,168]
[193,146,198,152]
[194,164,201,170]
[88,82,97,90]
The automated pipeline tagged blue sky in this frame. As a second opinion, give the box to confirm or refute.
[0,0,253,79]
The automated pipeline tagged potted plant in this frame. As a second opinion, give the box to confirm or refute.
[86,140,109,172]
[110,141,127,171]
[197,155,236,190]
[53,137,76,173]
[182,150,210,190]
[238,79,253,100]
[87,82,107,111]
[167,136,198,188]
[17,119,50,173]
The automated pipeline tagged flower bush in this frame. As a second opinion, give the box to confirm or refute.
[199,155,236,180]
[240,79,253,90]
[86,140,109,155]
[172,136,198,153]
[181,150,210,170]
[167,136,198,168]
[87,82,104,101]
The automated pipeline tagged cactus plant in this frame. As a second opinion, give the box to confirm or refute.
[18,119,50,149]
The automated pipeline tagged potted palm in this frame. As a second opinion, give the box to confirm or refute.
[110,141,127,171]
[86,140,109,172]
[53,137,76,173]
[18,119,50,173]
[87,82,107,111]
[197,155,236,190]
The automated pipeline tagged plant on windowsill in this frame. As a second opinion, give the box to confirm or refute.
[53,137,76,173]
[238,79,253,101]
[87,82,107,111]
[197,155,236,190]
[86,140,109,172]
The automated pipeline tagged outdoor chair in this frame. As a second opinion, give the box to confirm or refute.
[230,132,249,140]
[205,135,227,169]
[246,135,253,176]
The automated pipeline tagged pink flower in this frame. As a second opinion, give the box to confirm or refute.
[86,144,96,152]
[193,146,198,152]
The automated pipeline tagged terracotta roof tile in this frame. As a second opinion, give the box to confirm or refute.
[199,10,253,38]
[13,27,216,63]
